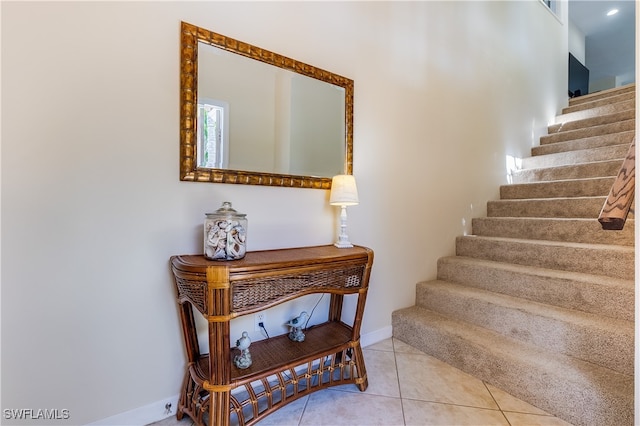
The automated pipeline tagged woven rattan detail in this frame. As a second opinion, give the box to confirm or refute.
[230,349,362,425]
[232,264,364,311]
[176,278,207,314]
[186,349,364,426]
[178,367,209,426]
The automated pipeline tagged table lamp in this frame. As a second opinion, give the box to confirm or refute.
[329,174,359,248]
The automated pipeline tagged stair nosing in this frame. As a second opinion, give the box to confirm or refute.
[527,141,630,161]
[457,234,634,251]
[502,175,615,187]
[540,120,635,145]
[548,109,636,133]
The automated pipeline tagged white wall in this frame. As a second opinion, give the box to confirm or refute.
[1,1,567,424]
[568,19,586,64]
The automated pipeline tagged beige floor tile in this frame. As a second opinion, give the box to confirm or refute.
[365,337,394,352]
[255,395,309,425]
[392,338,424,354]
[502,411,575,426]
[334,348,401,398]
[485,383,551,416]
[147,415,193,426]
[396,352,499,410]
[402,399,510,426]
[299,389,404,425]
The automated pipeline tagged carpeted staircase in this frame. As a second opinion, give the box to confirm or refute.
[392,84,635,426]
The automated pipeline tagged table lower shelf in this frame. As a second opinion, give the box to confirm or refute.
[232,321,354,381]
[180,321,368,426]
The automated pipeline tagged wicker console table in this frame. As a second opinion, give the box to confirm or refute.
[170,245,374,426]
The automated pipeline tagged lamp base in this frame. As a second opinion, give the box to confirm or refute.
[334,241,354,249]
[334,205,354,249]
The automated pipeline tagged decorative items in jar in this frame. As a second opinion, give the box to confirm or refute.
[204,201,247,260]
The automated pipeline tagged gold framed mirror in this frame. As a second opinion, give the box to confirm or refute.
[180,21,354,189]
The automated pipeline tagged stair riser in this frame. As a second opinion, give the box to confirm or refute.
[392,308,633,426]
[512,160,622,183]
[540,120,634,145]
[548,109,635,134]
[555,99,635,124]
[523,144,628,169]
[487,197,608,218]
[532,131,634,156]
[437,257,634,321]
[563,91,635,114]
[500,178,614,199]
[415,283,633,374]
[471,218,634,246]
[455,236,634,280]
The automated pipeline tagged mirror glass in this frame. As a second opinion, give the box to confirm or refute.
[180,22,354,189]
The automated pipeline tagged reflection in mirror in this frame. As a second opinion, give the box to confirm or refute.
[180,22,354,189]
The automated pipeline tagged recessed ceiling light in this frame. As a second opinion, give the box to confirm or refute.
[607,8,619,16]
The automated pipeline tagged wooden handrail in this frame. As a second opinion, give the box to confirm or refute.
[598,137,635,230]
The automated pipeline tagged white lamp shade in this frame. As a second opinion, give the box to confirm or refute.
[329,174,359,206]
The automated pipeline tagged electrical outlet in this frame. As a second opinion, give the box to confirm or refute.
[254,312,266,331]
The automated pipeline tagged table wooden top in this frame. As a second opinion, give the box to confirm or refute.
[171,245,373,274]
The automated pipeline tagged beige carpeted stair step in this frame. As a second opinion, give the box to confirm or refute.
[487,196,608,218]
[512,159,622,183]
[548,108,635,134]
[523,143,628,169]
[414,280,633,374]
[392,306,633,426]
[500,176,614,199]
[455,235,634,280]
[532,131,634,156]
[436,256,634,321]
[487,196,635,219]
[562,89,635,114]
[471,217,634,246]
[554,100,635,126]
[567,84,635,106]
[540,119,634,145]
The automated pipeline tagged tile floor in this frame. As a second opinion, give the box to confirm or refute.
[150,338,573,426]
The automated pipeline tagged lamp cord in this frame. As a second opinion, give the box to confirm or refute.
[304,294,324,330]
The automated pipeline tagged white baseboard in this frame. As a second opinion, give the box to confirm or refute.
[86,394,179,426]
[361,325,393,348]
[88,326,393,426]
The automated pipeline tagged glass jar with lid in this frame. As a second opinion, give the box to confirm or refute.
[204,201,248,260]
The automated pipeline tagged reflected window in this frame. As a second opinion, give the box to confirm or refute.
[197,99,229,168]
[543,0,559,16]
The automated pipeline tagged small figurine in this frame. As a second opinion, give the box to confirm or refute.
[233,331,252,369]
[286,311,309,342]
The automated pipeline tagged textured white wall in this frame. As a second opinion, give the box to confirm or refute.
[1,1,567,424]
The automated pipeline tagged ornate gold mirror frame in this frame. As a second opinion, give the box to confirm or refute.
[180,21,354,189]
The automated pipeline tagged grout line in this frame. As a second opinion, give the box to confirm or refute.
[400,396,505,411]
[391,338,408,426]
[483,381,512,426]
[295,395,310,426]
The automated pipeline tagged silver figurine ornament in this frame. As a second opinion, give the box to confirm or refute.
[234,331,252,369]
[286,311,309,342]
